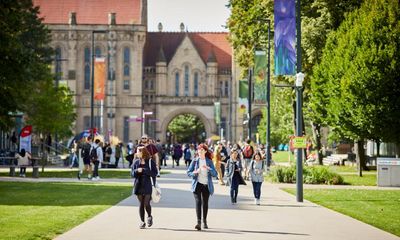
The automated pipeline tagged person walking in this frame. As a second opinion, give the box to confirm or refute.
[212,143,225,185]
[242,139,254,180]
[249,151,265,205]
[78,136,93,180]
[132,146,158,229]
[187,144,217,231]
[15,149,31,177]
[91,139,103,180]
[183,144,192,167]
[226,150,246,204]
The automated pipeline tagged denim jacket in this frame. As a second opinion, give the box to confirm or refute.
[187,157,218,195]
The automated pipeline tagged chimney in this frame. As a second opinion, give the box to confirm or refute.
[108,13,116,25]
[180,22,185,32]
[69,12,76,25]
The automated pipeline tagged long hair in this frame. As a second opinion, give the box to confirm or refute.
[20,149,26,157]
[137,146,151,160]
[197,143,212,160]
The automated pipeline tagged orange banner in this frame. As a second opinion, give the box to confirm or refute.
[94,57,106,100]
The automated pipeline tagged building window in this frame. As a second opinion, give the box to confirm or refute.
[123,47,130,77]
[219,81,224,97]
[194,72,199,97]
[83,116,90,130]
[224,81,229,97]
[95,47,102,57]
[123,80,130,90]
[84,47,91,90]
[184,66,189,96]
[123,116,129,143]
[55,47,62,80]
[150,80,154,90]
[175,72,179,96]
[107,45,114,80]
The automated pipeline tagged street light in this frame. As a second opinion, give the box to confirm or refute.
[295,72,304,202]
[91,30,107,137]
[265,19,272,170]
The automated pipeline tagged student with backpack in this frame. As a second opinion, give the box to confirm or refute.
[91,139,103,180]
[183,144,192,167]
[78,136,93,180]
[249,151,265,205]
[242,139,254,180]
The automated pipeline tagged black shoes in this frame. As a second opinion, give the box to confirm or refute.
[195,223,201,231]
[203,221,208,229]
[147,216,153,227]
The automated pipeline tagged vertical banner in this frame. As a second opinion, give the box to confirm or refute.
[238,80,248,114]
[214,102,221,125]
[274,0,296,75]
[19,125,32,153]
[94,57,106,100]
[254,50,267,102]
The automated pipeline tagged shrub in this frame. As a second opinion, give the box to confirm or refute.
[269,165,344,185]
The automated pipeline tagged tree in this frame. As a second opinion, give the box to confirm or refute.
[167,114,205,143]
[0,0,53,129]
[310,0,400,175]
[24,79,76,139]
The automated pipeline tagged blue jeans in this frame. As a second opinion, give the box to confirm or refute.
[252,181,262,199]
[230,173,240,202]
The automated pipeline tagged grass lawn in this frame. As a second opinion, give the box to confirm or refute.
[0,169,170,178]
[284,188,400,237]
[0,181,132,240]
[329,165,377,186]
[272,151,294,163]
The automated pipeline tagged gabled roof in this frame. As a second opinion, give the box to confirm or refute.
[33,0,142,25]
[144,32,232,71]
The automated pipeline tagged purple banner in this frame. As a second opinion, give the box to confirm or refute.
[274,0,296,75]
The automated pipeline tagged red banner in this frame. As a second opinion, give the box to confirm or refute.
[94,57,106,100]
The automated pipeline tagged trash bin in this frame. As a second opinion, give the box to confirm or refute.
[32,166,39,178]
[377,158,400,187]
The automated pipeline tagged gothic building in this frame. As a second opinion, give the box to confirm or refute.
[34,0,258,143]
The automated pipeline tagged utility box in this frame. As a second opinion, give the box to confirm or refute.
[377,158,400,187]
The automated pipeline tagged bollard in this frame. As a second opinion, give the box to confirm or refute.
[9,166,16,177]
[32,166,39,178]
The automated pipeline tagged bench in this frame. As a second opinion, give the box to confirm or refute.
[322,154,348,166]
[1,157,41,178]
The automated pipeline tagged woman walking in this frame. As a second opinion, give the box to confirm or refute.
[249,151,265,205]
[226,150,246,204]
[187,144,217,231]
[132,146,158,229]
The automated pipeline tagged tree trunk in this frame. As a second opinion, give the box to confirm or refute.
[311,121,323,165]
[355,140,367,177]
[376,139,380,157]
[396,143,400,158]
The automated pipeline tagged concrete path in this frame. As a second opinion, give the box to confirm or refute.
[52,167,399,240]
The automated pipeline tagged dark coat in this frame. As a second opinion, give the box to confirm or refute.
[132,159,158,195]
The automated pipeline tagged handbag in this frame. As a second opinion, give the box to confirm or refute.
[149,160,162,203]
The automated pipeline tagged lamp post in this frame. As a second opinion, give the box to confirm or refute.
[248,68,252,140]
[91,30,107,137]
[295,72,304,202]
[265,19,272,169]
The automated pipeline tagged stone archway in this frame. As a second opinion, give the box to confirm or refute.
[159,108,213,143]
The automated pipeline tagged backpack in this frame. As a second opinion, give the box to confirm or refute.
[243,145,254,158]
[184,148,191,160]
[90,146,99,161]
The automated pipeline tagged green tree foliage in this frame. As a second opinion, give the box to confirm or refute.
[167,114,205,143]
[24,79,76,138]
[311,0,400,171]
[0,0,53,129]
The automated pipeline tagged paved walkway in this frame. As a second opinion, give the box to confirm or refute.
[32,167,398,240]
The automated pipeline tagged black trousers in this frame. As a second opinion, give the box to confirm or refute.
[93,160,99,177]
[137,194,152,222]
[193,183,210,222]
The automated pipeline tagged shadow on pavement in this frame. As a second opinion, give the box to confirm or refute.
[152,227,309,236]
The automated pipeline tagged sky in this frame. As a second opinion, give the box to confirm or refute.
[148,0,231,32]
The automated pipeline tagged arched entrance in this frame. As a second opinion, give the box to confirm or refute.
[160,108,213,143]
[166,114,206,143]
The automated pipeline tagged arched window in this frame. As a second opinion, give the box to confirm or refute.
[84,47,91,90]
[55,47,62,81]
[184,65,189,96]
[175,72,180,96]
[194,72,199,97]
[123,47,130,76]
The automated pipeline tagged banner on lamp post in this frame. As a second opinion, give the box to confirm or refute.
[94,57,106,100]
[274,0,296,75]
[19,125,32,153]
[214,102,221,125]
[238,80,248,114]
[254,50,267,102]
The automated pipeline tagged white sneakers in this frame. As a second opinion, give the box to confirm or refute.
[255,198,260,205]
